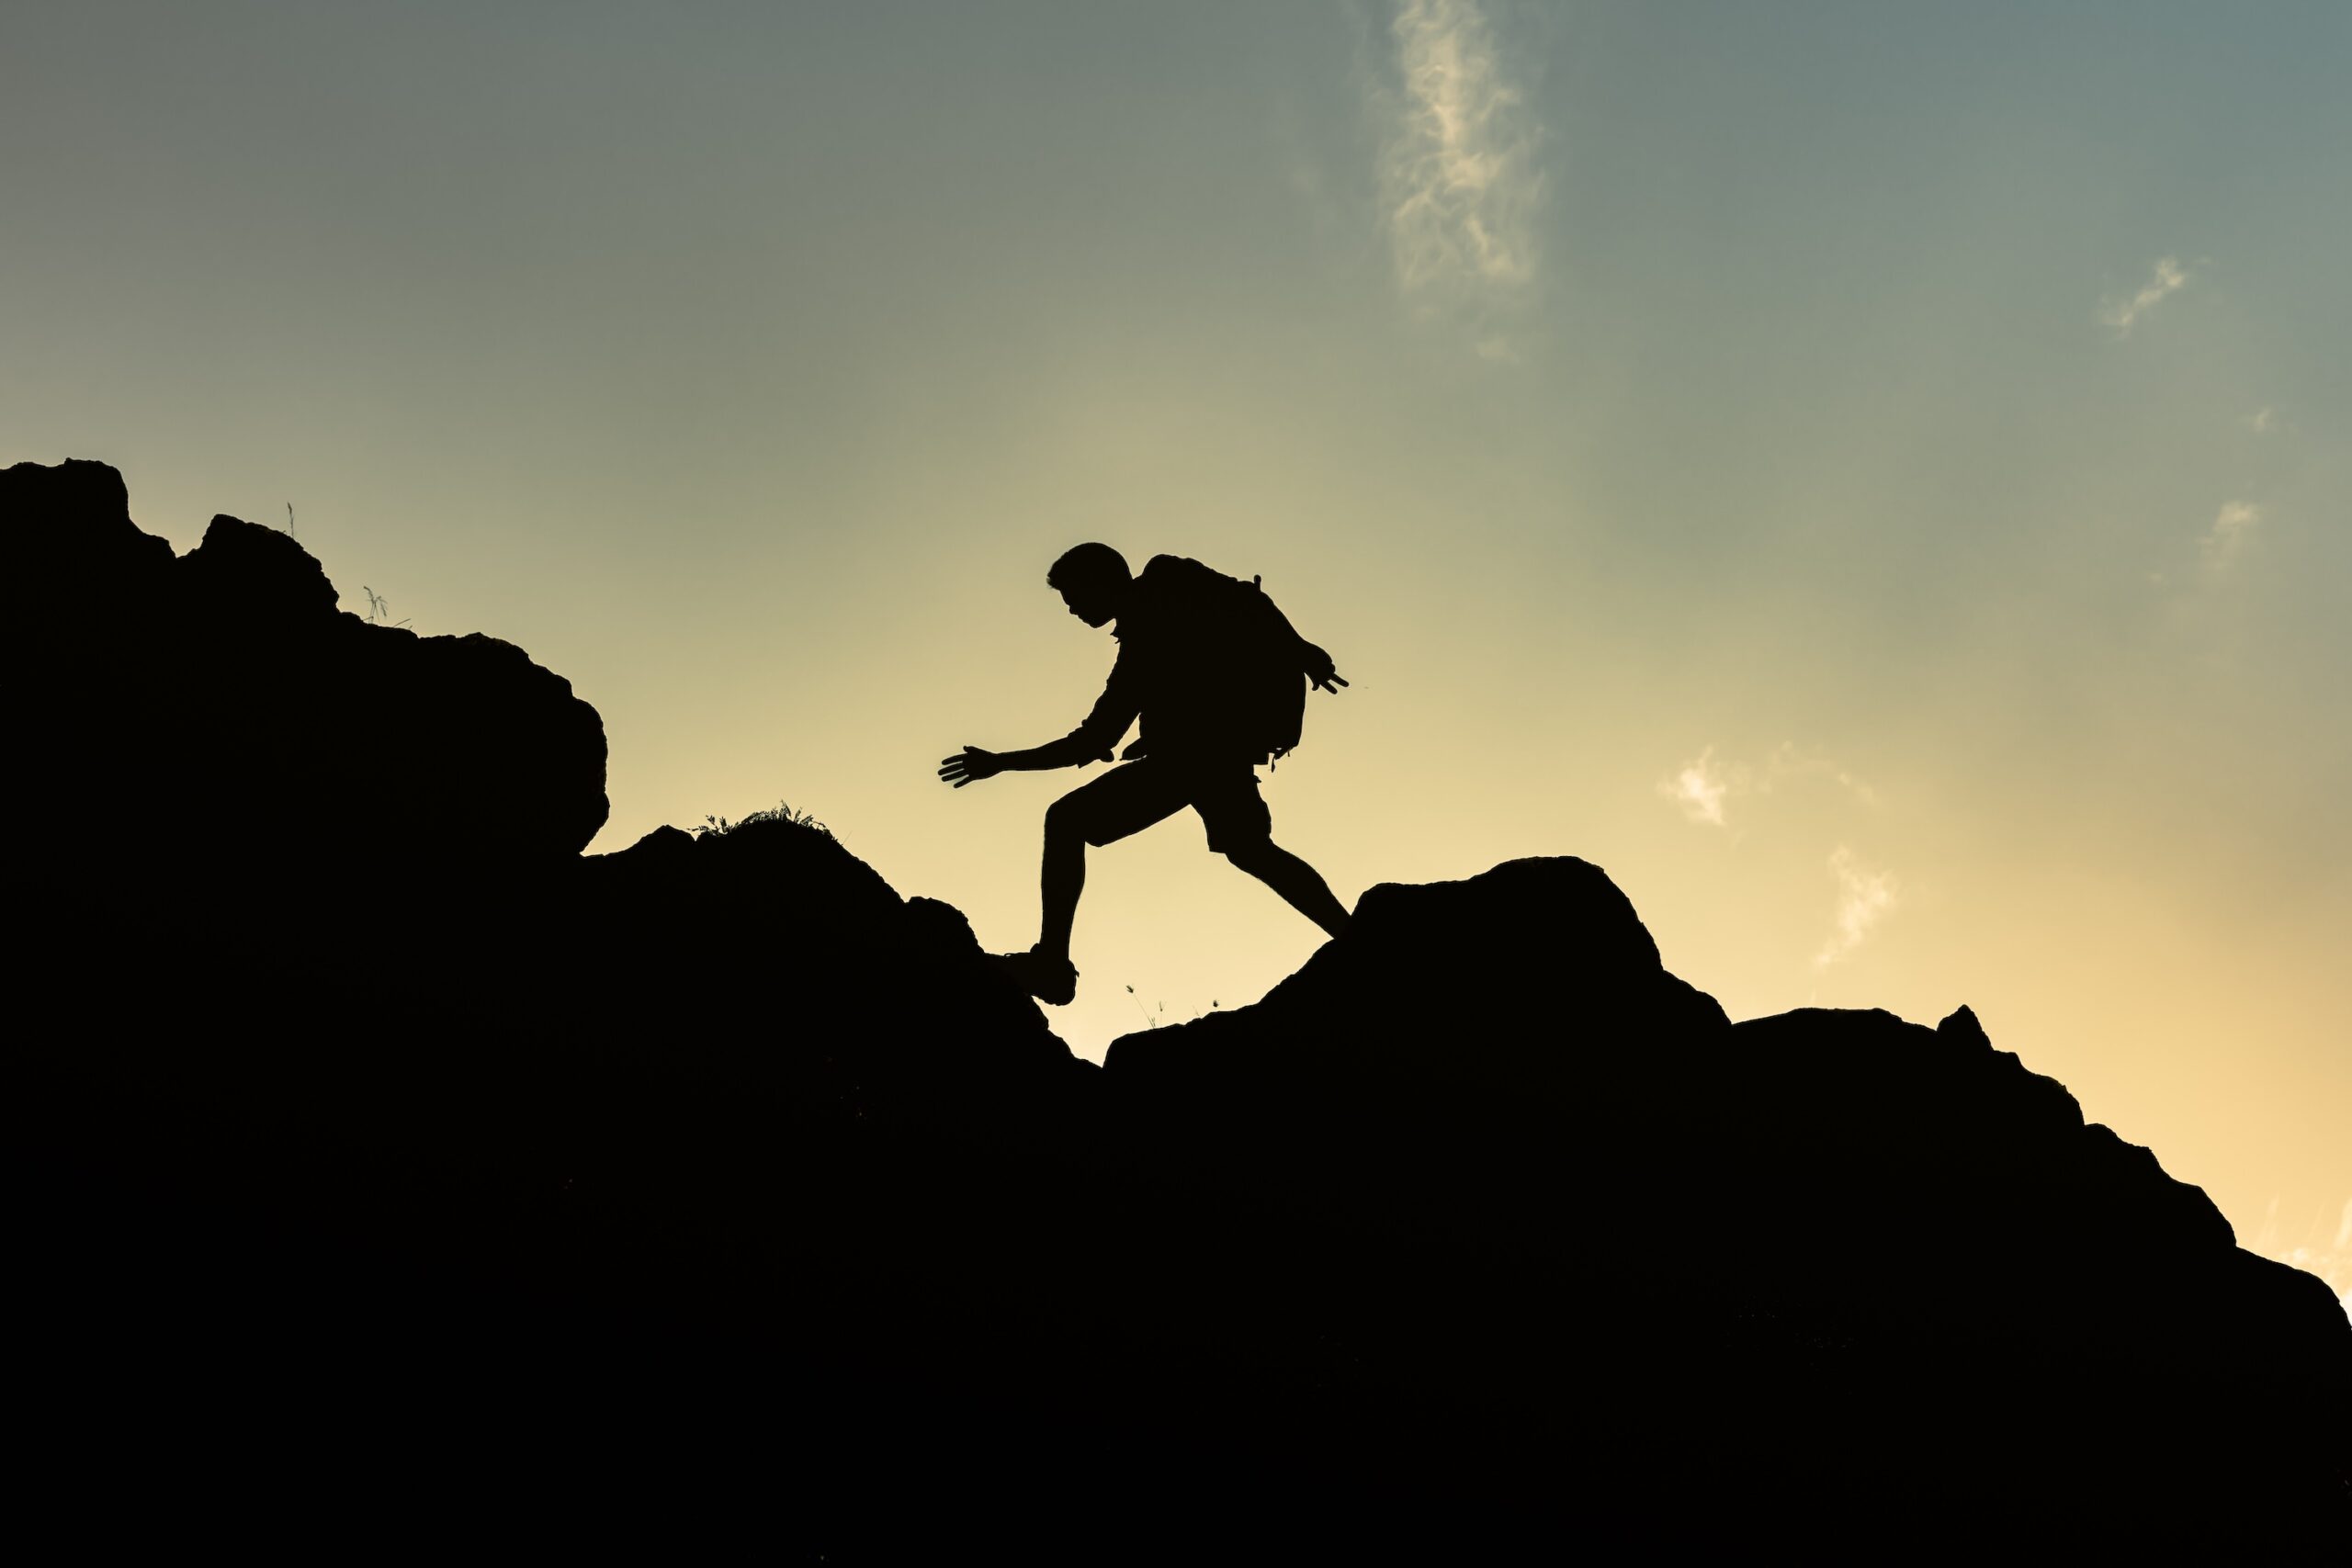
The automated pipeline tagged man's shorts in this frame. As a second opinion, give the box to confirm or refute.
[1052,756,1272,854]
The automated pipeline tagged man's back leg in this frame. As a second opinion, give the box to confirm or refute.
[1194,768,1351,941]
[1222,839,1351,940]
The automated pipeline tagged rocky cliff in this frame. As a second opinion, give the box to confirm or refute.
[8,460,2345,1555]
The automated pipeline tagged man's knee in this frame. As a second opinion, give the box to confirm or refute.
[1220,833,1277,870]
[1045,791,1093,844]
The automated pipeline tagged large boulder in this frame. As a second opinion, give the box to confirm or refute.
[1104,854,2350,1449]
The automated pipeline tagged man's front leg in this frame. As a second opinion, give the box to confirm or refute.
[1039,803,1086,964]
[992,794,1084,1007]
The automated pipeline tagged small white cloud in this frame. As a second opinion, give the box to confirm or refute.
[2248,1196,2352,1328]
[2200,500,2261,570]
[2239,1203,2352,1325]
[1376,0,1544,354]
[2244,406,2277,434]
[2274,1196,2352,1328]
[2099,255,2192,338]
[1815,846,1898,968]
[1660,747,1734,827]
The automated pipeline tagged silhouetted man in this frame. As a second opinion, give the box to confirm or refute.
[939,543,1351,1005]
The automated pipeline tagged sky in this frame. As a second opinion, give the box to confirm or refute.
[6,0,2346,1319]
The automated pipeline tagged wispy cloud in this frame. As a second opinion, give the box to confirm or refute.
[2099,255,2192,337]
[1815,847,1898,968]
[2200,500,2261,570]
[1770,743,1880,808]
[1376,0,1544,341]
[2243,405,2277,434]
[1659,742,1878,830]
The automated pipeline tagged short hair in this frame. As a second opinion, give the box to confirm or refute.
[1047,542,1130,592]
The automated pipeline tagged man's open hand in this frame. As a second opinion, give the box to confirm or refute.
[1303,644,1349,695]
[938,745,1002,788]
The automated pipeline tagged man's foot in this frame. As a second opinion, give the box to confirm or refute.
[994,946,1078,1006]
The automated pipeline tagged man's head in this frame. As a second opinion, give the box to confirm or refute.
[1047,542,1131,627]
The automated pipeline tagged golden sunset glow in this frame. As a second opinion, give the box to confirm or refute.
[6,1,2345,1320]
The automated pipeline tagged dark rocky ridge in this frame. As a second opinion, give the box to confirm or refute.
[8,459,2346,1554]
[12,457,607,902]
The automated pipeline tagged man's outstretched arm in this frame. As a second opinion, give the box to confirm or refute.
[938,660,1139,788]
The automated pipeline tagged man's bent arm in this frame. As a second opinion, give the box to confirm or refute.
[1245,587,1333,674]
[1252,592,1342,689]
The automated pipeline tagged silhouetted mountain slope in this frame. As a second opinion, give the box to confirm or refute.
[9,460,2346,1554]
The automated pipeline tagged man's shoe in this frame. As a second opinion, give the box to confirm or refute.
[995,947,1078,1006]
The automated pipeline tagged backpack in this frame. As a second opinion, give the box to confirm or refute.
[1146,557,1307,763]
[1233,571,1308,762]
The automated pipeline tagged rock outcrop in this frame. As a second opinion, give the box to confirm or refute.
[9,457,607,904]
[7,459,2345,1554]
[1109,857,2268,1334]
